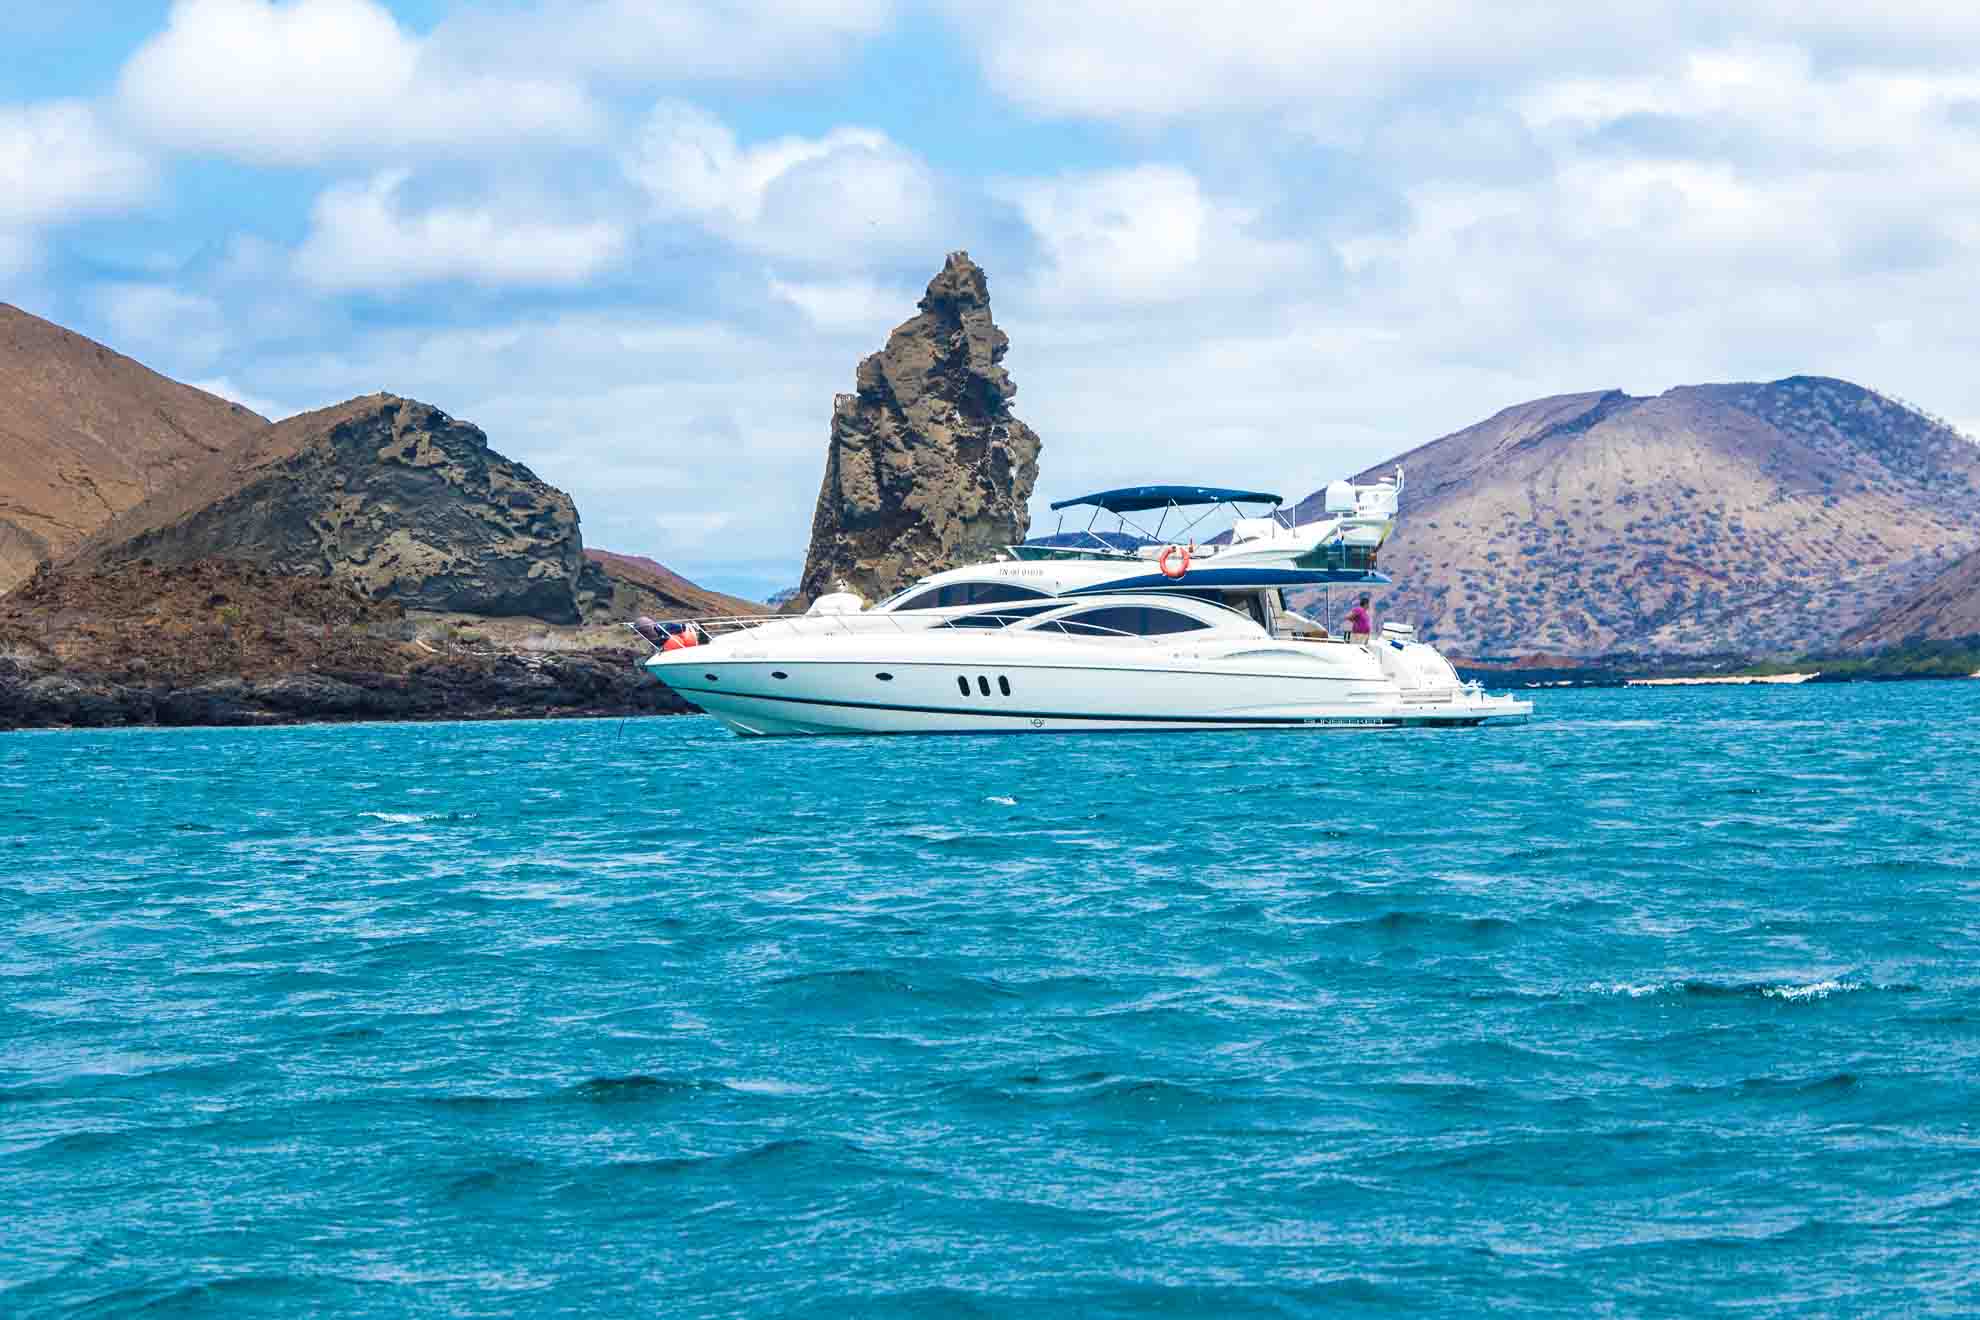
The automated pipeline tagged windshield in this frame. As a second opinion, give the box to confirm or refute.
[1023,495,1291,555]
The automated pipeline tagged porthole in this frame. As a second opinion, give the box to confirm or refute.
[957,676,971,696]
[704,673,719,682]
[875,672,894,682]
[998,676,1011,696]
[977,675,991,696]
[771,671,789,680]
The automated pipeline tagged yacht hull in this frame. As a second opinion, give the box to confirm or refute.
[645,653,1531,737]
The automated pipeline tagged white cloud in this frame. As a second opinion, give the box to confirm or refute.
[626,102,944,263]
[91,283,230,367]
[187,376,292,420]
[0,100,153,255]
[115,0,601,165]
[1336,51,1980,335]
[951,0,1647,120]
[0,230,31,279]
[951,0,1980,122]
[768,275,916,336]
[998,164,1308,306]
[651,510,736,545]
[293,170,628,292]
[437,0,895,86]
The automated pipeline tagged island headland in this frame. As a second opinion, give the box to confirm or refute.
[0,306,755,728]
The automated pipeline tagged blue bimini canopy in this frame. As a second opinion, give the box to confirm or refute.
[1049,485,1284,514]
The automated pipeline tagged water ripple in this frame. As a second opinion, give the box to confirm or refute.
[4,684,1979,1315]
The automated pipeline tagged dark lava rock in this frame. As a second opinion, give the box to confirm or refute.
[68,395,589,623]
[796,251,1041,607]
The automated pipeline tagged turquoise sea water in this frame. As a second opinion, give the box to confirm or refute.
[3,683,1979,1316]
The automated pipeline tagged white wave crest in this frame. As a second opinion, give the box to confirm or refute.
[1590,980,1667,998]
[1763,979,1859,1002]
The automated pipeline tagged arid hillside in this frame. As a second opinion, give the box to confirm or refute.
[581,549,764,620]
[1842,548,1980,647]
[0,304,268,591]
[1298,377,1980,656]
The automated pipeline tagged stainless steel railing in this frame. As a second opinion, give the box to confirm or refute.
[625,607,1216,653]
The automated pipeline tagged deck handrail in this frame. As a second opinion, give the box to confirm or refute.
[625,607,1232,651]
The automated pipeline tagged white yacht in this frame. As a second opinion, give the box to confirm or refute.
[633,472,1532,736]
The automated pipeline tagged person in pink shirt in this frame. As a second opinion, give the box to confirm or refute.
[1347,594,1374,642]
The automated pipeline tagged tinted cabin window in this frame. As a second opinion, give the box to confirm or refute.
[894,586,949,612]
[946,604,1057,629]
[966,582,1050,605]
[894,581,1051,611]
[1139,609,1210,635]
[1054,606,1209,637]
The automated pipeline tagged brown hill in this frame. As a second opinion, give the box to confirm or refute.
[581,549,763,619]
[1298,377,1980,656]
[67,394,592,623]
[1842,548,1980,647]
[0,303,268,592]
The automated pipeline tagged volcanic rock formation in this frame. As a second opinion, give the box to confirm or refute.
[70,394,591,622]
[0,303,269,592]
[1292,377,1980,657]
[796,251,1042,605]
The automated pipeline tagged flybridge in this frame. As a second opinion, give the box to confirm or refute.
[1026,484,1293,560]
[1010,469,1404,582]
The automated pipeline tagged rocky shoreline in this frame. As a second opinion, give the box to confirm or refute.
[0,559,693,732]
[0,650,691,731]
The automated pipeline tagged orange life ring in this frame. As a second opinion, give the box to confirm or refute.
[1158,543,1193,579]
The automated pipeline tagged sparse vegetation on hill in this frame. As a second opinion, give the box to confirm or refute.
[1294,376,1980,657]
[1841,546,1980,649]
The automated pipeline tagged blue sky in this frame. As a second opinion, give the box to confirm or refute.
[7,2,1980,598]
